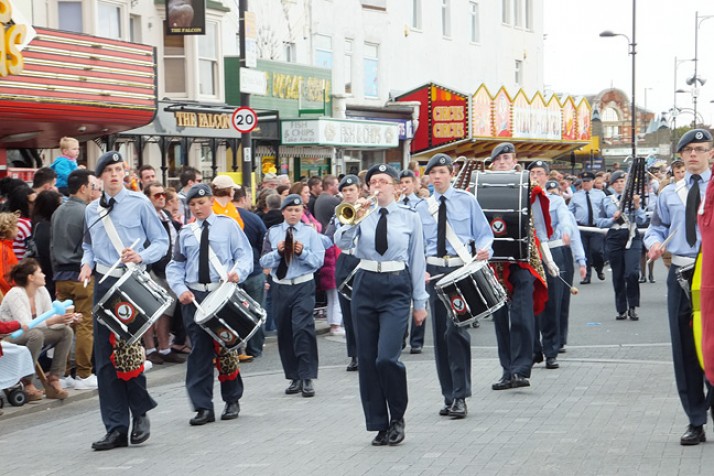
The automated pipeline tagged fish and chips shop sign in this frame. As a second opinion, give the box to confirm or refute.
[282,118,399,148]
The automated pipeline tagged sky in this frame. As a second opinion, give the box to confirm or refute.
[543,0,714,127]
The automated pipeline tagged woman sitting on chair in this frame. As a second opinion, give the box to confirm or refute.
[0,259,77,400]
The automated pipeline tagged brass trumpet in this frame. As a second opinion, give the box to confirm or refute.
[336,191,379,225]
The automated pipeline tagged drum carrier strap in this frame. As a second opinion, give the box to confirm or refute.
[98,203,138,272]
[191,222,229,281]
[426,196,474,264]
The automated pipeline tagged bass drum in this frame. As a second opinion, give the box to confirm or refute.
[472,170,531,262]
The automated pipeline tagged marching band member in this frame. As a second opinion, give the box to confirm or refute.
[166,184,253,426]
[334,164,427,446]
[645,128,714,446]
[597,171,647,321]
[568,171,607,284]
[78,152,168,451]
[260,194,325,398]
[488,144,552,391]
[422,154,493,417]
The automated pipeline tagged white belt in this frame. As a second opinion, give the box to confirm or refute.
[426,256,464,268]
[95,262,127,278]
[671,255,696,267]
[273,273,314,286]
[342,249,355,256]
[188,282,221,292]
[610,224,629,230]
[358,260,405,273]
[548,239,564,249]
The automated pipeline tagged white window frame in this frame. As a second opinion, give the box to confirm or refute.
[513,0,523,28]
[284,42,297,63]
[469,1,480,44]
[363,42,379,99]
[524,0,533,30]
[129,14,142,43]
[314,34,333,69]
[197,21,219,98]
[410,0,422,30]
[344,39,353,94]
[441,0,451,38]
[58,0,84,33]
[163,20,188,98]
[501,0,510,25]
[515,59,523,86]
[97,0,124,40]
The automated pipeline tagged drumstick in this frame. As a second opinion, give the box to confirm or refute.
[99,238,141,284]
[192,298,206,315]
[557,275,579,295]
[646,230,677,266]
[426,273,446,282]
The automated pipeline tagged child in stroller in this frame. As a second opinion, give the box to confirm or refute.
[1,320,34,411]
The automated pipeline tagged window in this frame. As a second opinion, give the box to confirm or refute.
[130,15,141,43]
[198,22,218,96]
[363,43,379,98]
[410,0,422,29]
[163,21,186,94]
[58,1,83,33]
[469,1,480,43]
[515,59,522,86]
[513,0,522,27]
[525,0,533,30]
[441,0,451,37]
[314,34,333,69]
[284,42,296,62]
[501,0,510,24]
[98,1,122,40]
[602,107,620,139]
[344,39,353,94]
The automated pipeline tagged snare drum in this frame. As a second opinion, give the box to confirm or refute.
[435,260,507,327]
[472,171,531,261]
[194,283,266,351]
[337,267,358,301]
[95,269,174,345]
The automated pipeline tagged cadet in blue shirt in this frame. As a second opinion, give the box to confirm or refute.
[568,171,607,284]
[79,152,168,451]
[645,128,714,446]
[166,183,253,427]
[260,194,325,398]
[334,164,428,447]
[423,153,493,420]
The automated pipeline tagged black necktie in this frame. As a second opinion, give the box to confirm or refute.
[585,191,594,226]
[686,174,702,247]
[375,208,388,255]
[198,221,210,284]
[403,196,409,206]
[437,196,447,257]
[276,226,294,280]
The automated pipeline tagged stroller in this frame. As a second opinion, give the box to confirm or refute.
[0,339,35,408]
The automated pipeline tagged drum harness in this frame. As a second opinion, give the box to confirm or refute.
[425,195,475,265]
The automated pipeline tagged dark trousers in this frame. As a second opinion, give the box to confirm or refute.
[494,264,535,379]
[273,280,318,380]
[667,265,712,426]
[335,253,359,358]
[182,289,244,412]
[581,230,605,279]
[263,276,276,332]
[94,274,157,434]
[427,263,472,404]
[241,273,266,357]
[351,269,411,431]
[605,229,641,314]
[535,246,565,359]
[560,247,574,347]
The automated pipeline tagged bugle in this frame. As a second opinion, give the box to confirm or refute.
[336,191,379,225]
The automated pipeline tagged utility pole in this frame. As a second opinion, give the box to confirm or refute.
[239,0,252,186]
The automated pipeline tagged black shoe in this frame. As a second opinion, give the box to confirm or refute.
[438,403,452,416]
[449,399,467,419]
[492,377,512,391]
[558,347,566,354]
[471,319,480,328]
[161,350,187,364]
[301,379,315,398]
[388,419,405,445]
[189,409,215,426]
[580,279,591,285]
[533,352,544,365]
[511,374,531,388]
[649,275,655,283]
[616,312,627,320]
[92,431,128,451]
[130,414,150,445]
[628,308,639,321]
[371,430,389,446]
[346,357,359,372]
[680,425,706,445]
[545,357,559,369]
[285,379,302,395]
[410,346,422,354]
[639,275,647,283]
[221,401,240,421]
[597,270,606,280]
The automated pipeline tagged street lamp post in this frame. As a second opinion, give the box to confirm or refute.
[674,57,695,132]
[691,11,714,126]
[599,0,637,160]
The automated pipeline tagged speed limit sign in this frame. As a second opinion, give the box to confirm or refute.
[231,107,258,133]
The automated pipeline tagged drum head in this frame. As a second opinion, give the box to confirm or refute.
[195,283,236,324]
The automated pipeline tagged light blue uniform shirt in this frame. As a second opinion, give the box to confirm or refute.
[565,212,586,266]
[568,188,607,225]
[400,193,424,210]
[546,192,575,241]
[598,193,647,228]
[645,170,711,258]
[81,188,168,269]
[166,213,254,297]
[334,201,428,310]
[260,221,325,280]
[422,186,494,258]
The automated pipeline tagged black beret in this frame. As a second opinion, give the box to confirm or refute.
[281,193,304,210]
[527,160,549,173]
[365,164,399,184]
[677,128,713,153]
[491,142,516,159]
[96,151,124,176]
[399,169,416,180]
[425,153,453,174]
[580,171,595,181]
[338,174,360,191]
[185,183,213,202]
[545,180,559,190]
[610,170,626,185]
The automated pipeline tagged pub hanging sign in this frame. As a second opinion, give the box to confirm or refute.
[166,0,206,35]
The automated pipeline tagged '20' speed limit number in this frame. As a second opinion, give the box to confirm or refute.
[231,107,258,133]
